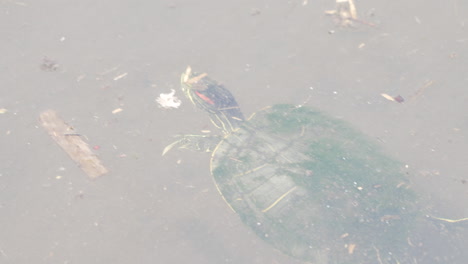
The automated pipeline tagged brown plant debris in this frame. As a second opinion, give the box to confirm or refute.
[39,110,108,179]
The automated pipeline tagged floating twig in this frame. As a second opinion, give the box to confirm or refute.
[39,110,108,179]
[410,80,434,101]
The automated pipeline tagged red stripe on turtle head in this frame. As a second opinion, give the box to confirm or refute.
[195,90,215,105]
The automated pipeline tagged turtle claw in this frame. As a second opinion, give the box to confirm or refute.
[162,137,187,156]
[162,134,222,155]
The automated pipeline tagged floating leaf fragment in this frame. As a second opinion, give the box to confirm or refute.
[112,108,123,114]
[113,72,128,81]
[156,89,182,109]
[381,93,395,101]
[348,243,356,254]
[381,93,404,103]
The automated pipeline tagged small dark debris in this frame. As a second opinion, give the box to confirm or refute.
[250,8,261,16]
[393,95,405,103]
[40,57,59,72]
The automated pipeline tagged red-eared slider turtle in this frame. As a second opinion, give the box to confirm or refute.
[164,67,466,263]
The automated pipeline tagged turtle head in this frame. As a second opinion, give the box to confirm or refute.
[180,66,209,107]
[180,66,245,133]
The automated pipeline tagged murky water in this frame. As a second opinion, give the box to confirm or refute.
[1,0,467,263]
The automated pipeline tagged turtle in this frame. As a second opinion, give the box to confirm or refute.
[163,67,466,264]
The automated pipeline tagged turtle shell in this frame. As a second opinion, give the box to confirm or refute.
[210,104,419,263]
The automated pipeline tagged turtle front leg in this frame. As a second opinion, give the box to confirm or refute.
[162,134,222,155]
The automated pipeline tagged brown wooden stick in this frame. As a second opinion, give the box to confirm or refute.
[39,110,108,179]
